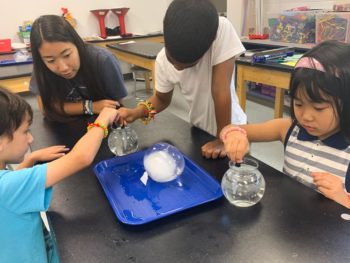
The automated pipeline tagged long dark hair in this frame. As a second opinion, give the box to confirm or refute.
[290,40,350,139]
[30,15,106,121]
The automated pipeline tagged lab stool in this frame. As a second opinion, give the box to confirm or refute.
[130,65,152,96]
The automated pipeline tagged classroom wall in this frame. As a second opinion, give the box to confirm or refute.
[1,0,171,42]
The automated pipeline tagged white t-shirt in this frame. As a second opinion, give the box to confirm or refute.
[155,16,247,136]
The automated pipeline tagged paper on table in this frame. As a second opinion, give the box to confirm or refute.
[280,54,303,67]
[281,61,298,67]
[119,41,136,45]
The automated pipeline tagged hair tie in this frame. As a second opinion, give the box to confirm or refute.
[295,57,325,73]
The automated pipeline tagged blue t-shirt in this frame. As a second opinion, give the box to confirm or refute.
[0,164,53,263]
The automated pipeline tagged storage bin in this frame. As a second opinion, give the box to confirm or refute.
[269,11,320,44]
[316,12,350,43]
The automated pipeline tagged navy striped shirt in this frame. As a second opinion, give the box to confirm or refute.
[283,123,350,192]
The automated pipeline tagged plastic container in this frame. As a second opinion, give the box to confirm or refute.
[316,12,350,44]
[269,10,322,44]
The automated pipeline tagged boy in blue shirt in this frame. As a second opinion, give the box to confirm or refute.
[0,87,119,262]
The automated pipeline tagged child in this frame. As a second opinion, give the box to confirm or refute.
[0,87,119,262]
[119,0,247,159]
[220,40,350,208]
[29,15,127,121]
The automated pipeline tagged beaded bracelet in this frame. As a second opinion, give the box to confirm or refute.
[83,100,93,115]
[87,122,108,138]
[137,100,157,125]
[220,126,247,142]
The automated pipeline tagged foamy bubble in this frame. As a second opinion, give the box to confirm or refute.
[144,150,178,182]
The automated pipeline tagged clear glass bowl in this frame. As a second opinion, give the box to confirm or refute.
[221,157,265,207]
[143,142,185,183]
[108,126,138,156]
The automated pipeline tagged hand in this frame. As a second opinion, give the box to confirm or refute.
[201,139,226,159]
[312,172,350,208]
[223,131,249,163]
[95,107,120,126]
[16,145,69,170]
[30,145,69,162]
[118,107,140,124]
[92,100,120,114]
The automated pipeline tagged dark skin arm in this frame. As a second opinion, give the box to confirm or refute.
[201,57,235,159]
[118,89,173,123]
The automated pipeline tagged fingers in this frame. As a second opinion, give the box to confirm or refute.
[219,149,227,158]
[314,178,333,190]
[49,145,70,153]
[94,100,120,113]
[201,139,226,159]
[225,139,248,163]
[115,101,121,109]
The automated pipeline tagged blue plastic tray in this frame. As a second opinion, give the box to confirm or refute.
[94,150,223,225]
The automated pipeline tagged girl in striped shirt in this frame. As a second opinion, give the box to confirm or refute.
[220,40,350,208]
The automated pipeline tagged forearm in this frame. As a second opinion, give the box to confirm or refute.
[212,58,235,138]
[135,91,172,118]
[213,91,231,138]
[221,119,292,144]
[149,91,172,112]
[62,101,85,115]
[45,115,108,187]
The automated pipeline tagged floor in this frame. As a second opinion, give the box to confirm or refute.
[22,79,288,172]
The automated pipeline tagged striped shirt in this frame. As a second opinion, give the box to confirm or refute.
[283,123,350,192]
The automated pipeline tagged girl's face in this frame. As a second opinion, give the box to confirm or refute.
[39,41,80,79]
[293,88,340,140]
[0,114,33,167]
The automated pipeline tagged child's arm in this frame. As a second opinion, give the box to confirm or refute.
[37,95,120,115]
[201,57,233,159]
[241,118,292,143]
[212,57,233,138]
[45,107,118,188]
[15,145,69,170]
[222,118,292,162]
[312,172,350,209]
[118,90,173,123]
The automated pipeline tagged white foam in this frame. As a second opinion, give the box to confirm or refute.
[143,151,177,182]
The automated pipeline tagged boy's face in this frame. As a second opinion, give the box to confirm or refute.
[165,49,199,71]
[0,115,33,166]
[293,88,339,140]
[39,41,80,79]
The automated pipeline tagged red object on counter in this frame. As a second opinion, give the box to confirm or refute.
[0,39,11,53]
[110,8,132,37]
[90,9,110,39]
[248,34,269,40]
